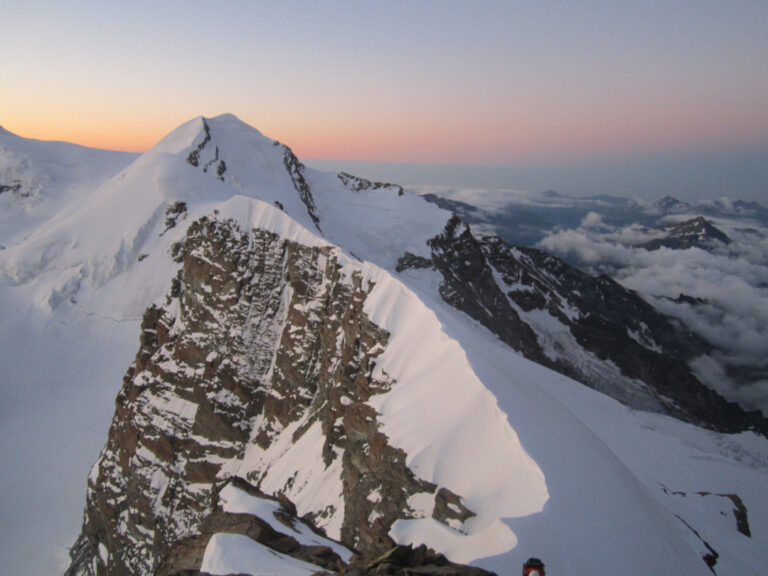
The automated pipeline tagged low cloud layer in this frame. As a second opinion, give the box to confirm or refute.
[539,217,768,415]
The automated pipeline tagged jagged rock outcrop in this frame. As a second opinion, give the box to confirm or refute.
[425,216,548,364]
[67,216,473,576]
[338,172,404,196]
[186,118,227,182]
[282,144,321,228]
[0,179,22,195]
[341,544,494,576]
[402,215,768,434]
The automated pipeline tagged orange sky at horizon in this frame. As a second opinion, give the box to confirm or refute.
[5,99,767,166]
[3,1,766,165]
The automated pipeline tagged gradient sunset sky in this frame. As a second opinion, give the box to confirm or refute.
[3,1,767,200]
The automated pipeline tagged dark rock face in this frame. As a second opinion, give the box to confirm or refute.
[185,117,227,182]
[338,172,404,196]
[660,486,753,571]
[151,478,347,576]
[186,119,212,168]
[67,217,472,576]
[282,144,321,228]
[426,216,547,365]
[163,201,188,233]
[406,216,768,435]
[0,179,22,195]
[342,544,495,576]
[642,216,731,251]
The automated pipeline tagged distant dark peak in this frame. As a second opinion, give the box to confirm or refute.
[735,227,765,238]
[426,217,547,365]
[654,196,691,212]
[642,216,730,251]
[733,199,767,211]
[421,194,480,215]
[664,293,709,306]
[670,216,730,242]
[542,189,561,198]
[440,213,472,240]
[415,220,768,435]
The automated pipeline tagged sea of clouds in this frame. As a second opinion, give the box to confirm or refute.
[539,212,768,415]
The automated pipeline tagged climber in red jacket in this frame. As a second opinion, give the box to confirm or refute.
[523,557,546,576]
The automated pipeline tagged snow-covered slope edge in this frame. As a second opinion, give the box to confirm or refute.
[401,265,768,575]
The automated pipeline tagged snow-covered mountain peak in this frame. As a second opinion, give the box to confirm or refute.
[147,113,269,159]
[0,114,449,319]
[133,113,328,231]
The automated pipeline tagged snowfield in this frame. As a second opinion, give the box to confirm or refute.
[1,115,766,576]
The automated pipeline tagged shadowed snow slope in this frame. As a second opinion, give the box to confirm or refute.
[0,115,766,576]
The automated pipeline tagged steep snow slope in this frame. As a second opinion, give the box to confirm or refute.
[399,266,768,574]
[0,284,140,576]
[0,125,136,248]
[1,115,766,576]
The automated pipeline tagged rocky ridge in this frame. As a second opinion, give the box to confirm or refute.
[400,215,768,434]
[67,215,477,575]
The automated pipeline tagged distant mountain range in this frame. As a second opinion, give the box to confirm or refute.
[421,189,768,247]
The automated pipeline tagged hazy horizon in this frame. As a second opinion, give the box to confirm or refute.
[307,145,768,204]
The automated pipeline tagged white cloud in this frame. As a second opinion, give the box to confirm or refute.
[538,221,768,415]
[580,211,607,230]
